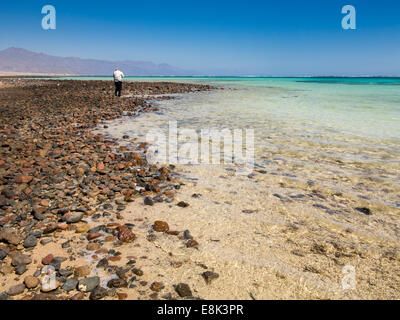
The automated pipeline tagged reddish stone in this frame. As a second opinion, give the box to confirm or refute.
[186,240,199,248]
[106,223,120,228]
[43,223,58,234]
[70,292,85,300]
[108,256,121,262]
[97,162,105,170]
[116,225,135,243]
[166,231,179,236]
[153,221,169,232]
[118,293,128,300]
[57,223,68,230]
[87,232,102,241]
[40,199,50,207]
[42,254,54,265]
[15,175,33,184]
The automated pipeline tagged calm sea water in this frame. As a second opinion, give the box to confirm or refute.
[62,76,400,140]
[66,76,400,208]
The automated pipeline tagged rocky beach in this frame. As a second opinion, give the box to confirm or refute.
[0,77,399,301]
[0,79,214,300]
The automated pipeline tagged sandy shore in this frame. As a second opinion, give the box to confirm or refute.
[0,78,399,300]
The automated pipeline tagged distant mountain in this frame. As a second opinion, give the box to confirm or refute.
[0,47,196,76]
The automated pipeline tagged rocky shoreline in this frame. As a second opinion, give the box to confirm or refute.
[0,79,215,300]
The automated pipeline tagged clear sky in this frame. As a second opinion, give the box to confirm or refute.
[1,0,400,76]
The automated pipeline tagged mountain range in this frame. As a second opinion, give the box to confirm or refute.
[0,47,196,76]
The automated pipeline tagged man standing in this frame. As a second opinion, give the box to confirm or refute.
[113,68,124,97]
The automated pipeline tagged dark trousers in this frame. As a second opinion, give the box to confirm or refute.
[114,81,122,97]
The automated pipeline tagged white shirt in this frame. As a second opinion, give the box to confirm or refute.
[113,70,124,82]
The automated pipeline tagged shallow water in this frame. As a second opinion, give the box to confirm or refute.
[93,77,400,299]
[96,77,400,210]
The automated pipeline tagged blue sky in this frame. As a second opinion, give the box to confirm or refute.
[1,0,400,75]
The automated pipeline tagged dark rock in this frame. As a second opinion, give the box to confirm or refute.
[15,263,27,275]
[177,201,190,208]
[107,279,128,288]
[12,253,32,266]
[150,282,165,292]
[202,271,219,284]
[153,221,169,232]
[96,258,109,269]
[132,268,144,276]
[144,197,154,206]
[0,249,7,260]
[89,286,108,300]
[62,278,79,292]
[0,291,11,300]
[23,235,38,248]
[78,277,100,292]
[355,207,372,215]
[7,284,25,296]
[174,283,192,297]
[58,269,73,277]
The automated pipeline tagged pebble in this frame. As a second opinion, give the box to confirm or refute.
[12,253,32,267]
[63,212,85,224]
[24,276,40,289]
[175,283,192,297]
[15,263,27,275]
[7,284,25,296]
[78,277,100,292]
[144,197,154,206]
[186,240,199,248]
[118,292,128,300]
[40,239,52,245]
[74,265,91,277]
[42,254,54,265]
[107,279,128,288]
[87,243,101,251]
[177,201,190,208]
[0,229,21,245]
[132,268,144,276]
[87,232,102,241]
[0,292,11,300]
[150,282,165,292]
[116,225,135,242]
[90,286,108,300]
[96,258,109,269]
[0,249,7,260]
[41,279,59,293]
[62,278,79,292]
[153,221,169,232]
[355,207,372,215]
[76,224,90,233]
[70,292,85,300]
[202,271,219,284]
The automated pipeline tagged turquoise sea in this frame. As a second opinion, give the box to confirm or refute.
[60,76,400,140]
[59,76,400,208]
